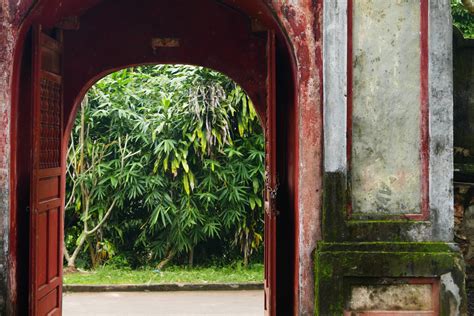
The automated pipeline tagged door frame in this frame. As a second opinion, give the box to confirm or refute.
[8,1,301,314]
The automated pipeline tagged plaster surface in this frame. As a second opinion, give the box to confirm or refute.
[428,0,454,241]
[349,284,433,311]
[351,0,422,215]
[323,0,347,173]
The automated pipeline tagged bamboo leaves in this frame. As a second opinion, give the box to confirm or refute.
[65,65,264,269]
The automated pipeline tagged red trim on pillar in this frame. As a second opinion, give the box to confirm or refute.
[419,0,430,221]
[346,0,354,216]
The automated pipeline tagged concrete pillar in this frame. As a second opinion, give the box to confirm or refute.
[318,0,467,314]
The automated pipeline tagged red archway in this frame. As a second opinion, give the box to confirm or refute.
[10,0,299,315]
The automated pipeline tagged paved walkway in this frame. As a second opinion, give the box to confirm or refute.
[63,290,263,316]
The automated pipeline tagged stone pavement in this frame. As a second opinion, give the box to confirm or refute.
[63,290,263,316]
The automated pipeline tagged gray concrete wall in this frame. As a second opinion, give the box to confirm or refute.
[351,0,422,216]
[323,0,454,241]
[428,0,454,241]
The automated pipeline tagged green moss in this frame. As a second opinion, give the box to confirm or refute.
[323,172,434,242]
[317,242,456,253]
[314,242,467,315]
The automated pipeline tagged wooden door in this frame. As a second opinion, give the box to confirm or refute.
[29,26,64,316]
[264,30,277,316]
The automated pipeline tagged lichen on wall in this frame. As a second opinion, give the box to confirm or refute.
[348,284,433,312]
[351,0,422,215]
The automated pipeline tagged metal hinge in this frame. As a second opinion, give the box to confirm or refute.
[265,169,280,217]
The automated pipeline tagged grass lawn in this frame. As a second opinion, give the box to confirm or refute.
[63,264,264,285]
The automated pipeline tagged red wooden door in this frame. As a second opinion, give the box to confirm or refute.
[29,26,64,316]
[264,30,277,316]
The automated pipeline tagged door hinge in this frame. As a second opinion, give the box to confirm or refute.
[265,170,280,217]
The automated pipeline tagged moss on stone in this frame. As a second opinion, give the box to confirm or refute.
[323,172,435,242]
[314,242,467,315]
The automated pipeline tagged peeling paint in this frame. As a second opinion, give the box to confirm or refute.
[271,1,323,314]
[0,0,15,313]
[349,284,434,311]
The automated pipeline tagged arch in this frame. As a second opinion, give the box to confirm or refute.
[9,0,300,314]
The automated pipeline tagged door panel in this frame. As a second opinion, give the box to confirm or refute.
[264,30,277,316]
[30,26,64,316]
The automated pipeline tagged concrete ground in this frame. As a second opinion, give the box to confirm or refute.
[63,290,263,316]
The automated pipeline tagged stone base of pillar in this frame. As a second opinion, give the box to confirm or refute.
[314,242,467,315]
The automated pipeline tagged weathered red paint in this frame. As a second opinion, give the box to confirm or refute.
[269,2,324,315]
[346,0,430,221]
[6,1,324,315]
[420,0,430,222]
[60,0,267,130]
[1,2,22,315]
[264,30,277,316]
[347,0,354,177]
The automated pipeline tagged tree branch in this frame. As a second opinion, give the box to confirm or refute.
[85,197,118,235]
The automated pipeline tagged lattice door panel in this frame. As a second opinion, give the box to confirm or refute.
[39,77,62,169]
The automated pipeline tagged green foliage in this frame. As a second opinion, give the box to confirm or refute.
[65,65,264,269]
[452,0,474,38]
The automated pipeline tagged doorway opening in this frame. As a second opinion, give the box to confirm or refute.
[10,1,298,315]
[62,65,266,315]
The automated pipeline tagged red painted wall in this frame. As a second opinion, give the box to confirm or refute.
[61,0,268,130]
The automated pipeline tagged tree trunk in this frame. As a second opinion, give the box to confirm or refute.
[188,247,194,267]
[243,243,249,267]
[87,238,97,269]
[157,248,176,270]
[65,233,87,270]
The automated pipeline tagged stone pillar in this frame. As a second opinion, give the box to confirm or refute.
[318,0,467,314]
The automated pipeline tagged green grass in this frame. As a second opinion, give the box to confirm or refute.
[63,264,264,285]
